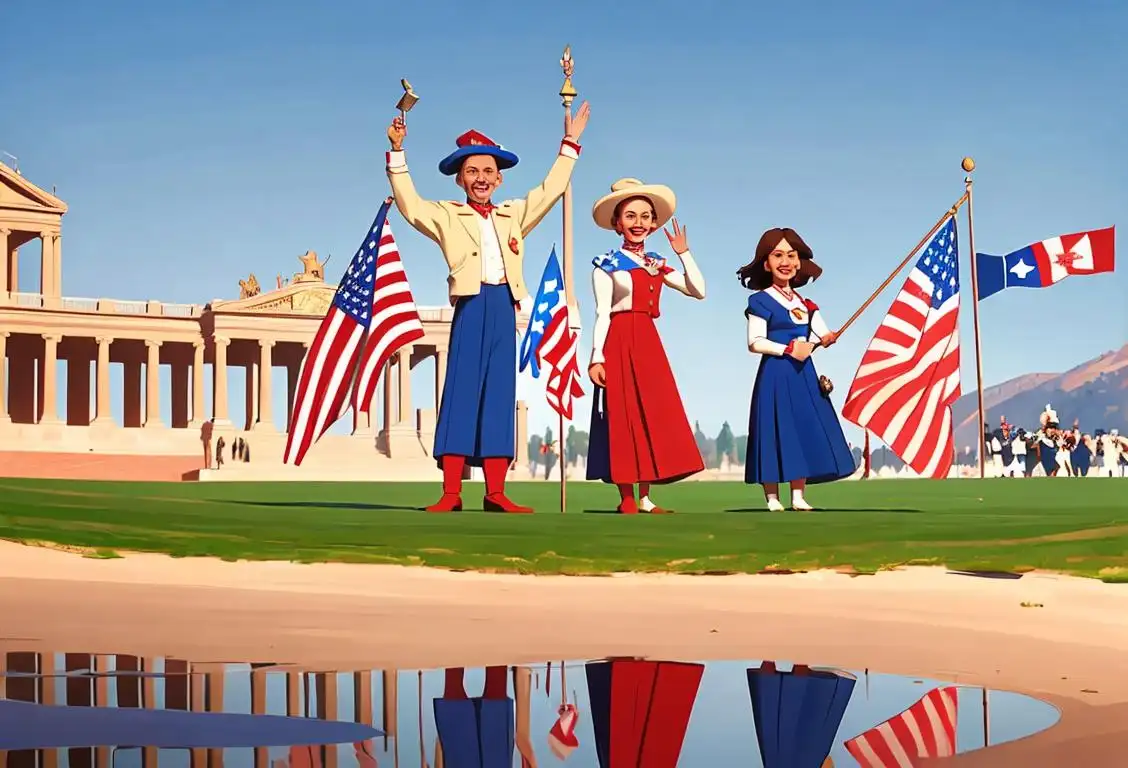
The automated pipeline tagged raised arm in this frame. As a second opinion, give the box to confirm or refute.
[385,116,444,242]
[590,267,613,366]
[518,101,590,237]
[662,249,706,299]
[517,140,581,237]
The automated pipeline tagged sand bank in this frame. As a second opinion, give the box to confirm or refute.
[1,541,1127,765]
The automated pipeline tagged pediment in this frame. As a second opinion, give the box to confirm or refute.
[0,163,68,214]
[209,282,337,316]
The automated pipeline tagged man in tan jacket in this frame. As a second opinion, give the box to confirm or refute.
[386,101,590,513]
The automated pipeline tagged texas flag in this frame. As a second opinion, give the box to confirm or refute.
[975,226,1115,300]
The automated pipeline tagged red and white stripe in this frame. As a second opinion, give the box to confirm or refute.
[1032,226,1116,285]
[538,306,584,420]
[283,303,368,466]
[841,265,961,479]
[845,686,959,767]
[548,703,580,759]
[352,223,425,413]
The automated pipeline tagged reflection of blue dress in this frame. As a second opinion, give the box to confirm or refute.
[744,292,856,485]
[747,664,856,768]
[433,696,514,768]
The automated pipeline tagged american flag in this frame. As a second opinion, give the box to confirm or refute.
[284,200,421,465]
[352,218,424,415]
[520,248,584,419]
[844,685,959,766]
[841,217,962,479]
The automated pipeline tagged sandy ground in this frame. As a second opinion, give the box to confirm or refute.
[2,542,1128,765]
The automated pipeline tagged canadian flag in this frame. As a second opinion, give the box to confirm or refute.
[548,703,580,760]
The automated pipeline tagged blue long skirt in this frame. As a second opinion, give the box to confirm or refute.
[434,285,517,466]
[745,355,855,485]
[433,697,515,768]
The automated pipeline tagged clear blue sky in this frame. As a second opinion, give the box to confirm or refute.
[4,0,1125,446]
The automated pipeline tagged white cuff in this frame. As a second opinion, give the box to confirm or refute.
[751,339,788,356]
[386,150,407,171]
[590,350,605,365]
[560,139,581,160]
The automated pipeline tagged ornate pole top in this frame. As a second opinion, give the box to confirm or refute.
[560,45,577,105]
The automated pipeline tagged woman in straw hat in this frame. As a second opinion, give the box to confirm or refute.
[585,178,705,514]
[739,228,855,511]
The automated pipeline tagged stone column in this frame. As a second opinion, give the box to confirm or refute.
[397,346,413,424]
[0,332,9,424]
[144,341,163,427]
[285,358,301,432]
[66,355,91,426]
[123,360,142,428]
[434,346,448,409]
[254,340,275,431]
[39,232,54,296]
[93,337,112,425]
[53,233,62,296]
[382,360,393,433]
[0,228,9,299]
[39,334,61,424]
[244,359,258,432]
[190,341,205,427]
[7,241,18,295]
[171,360,189,429]
[212,337,230,424]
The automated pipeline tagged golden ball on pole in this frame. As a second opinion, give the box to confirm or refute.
[961,156,976,173]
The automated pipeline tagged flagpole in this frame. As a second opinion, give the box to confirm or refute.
[830,192,969,340]
[963,157,988,479]
[983,685,990,747]
[558,46,577,515]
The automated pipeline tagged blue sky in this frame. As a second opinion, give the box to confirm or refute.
[3,0,1125,446]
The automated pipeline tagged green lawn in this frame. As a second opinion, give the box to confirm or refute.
[0,477,1126,581]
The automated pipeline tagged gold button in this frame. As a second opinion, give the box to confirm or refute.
[649,285,655,292]
[472,251,477,256]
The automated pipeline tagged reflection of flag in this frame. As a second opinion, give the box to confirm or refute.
[841,217,961,479]
[747,662,856,768]
[520,248,584,419]
[585,658,703,768]
[352,219,425,414]
[976,226,1115,300]
[284,201,394,466]
[844,685,958,767]
[548,703,580,760]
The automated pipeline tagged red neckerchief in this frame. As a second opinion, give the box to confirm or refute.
[466,200,495,218]
[621,240,645,254]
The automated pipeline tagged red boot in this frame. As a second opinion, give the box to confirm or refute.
[483,457,533,513]
[616,484,638,514]
[427,455,465,512]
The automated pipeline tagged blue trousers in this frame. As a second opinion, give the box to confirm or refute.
[434,284,517,466]
[433,697,515,768]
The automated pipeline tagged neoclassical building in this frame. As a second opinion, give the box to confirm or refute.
[0,161,529,480]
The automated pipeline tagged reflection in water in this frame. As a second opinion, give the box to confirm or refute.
[0,650,1060,766]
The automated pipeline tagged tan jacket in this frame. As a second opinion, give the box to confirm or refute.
[386,139,580,303]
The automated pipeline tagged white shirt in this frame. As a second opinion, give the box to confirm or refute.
[1012,438,1026,456]
[477,214,506,285]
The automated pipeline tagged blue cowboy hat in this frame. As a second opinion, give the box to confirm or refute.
[438,129,520,176]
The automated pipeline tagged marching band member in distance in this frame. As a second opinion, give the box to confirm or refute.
[585,179,705,514]
[384,101,591,515]
[740,228,855,511]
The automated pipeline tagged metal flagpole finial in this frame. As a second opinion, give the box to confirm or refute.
[962,156,976,184]
[560,45,577,106]
[397,78,419,124]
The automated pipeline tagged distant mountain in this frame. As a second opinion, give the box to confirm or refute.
[952,343,1128,447]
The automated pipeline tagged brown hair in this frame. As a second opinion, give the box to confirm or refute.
[611,196,658,232]
[736,227,823,291]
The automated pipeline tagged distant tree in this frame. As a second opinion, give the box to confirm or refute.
[528,434,543,468]
[543,426,558,479]
[565,425,589,465]
[693,421,717,469]
[715,422,735,463]
[735,434,748,464]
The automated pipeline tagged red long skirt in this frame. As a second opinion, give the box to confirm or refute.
[602,310,703,484]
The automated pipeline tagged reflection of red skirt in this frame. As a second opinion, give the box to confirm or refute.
[599,311,703,484]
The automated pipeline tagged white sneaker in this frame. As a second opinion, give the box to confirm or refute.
[767,497,785,512]
[791,498,815,512]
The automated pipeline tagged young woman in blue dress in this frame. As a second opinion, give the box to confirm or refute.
[739,228,856,511]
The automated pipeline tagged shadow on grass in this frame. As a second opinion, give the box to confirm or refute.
[723,507,925,514]
[947,569,1024,580]
[230,501,424,512]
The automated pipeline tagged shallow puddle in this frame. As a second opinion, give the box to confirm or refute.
[0,651,1059,765]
